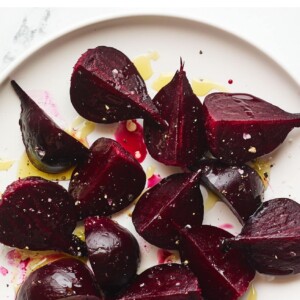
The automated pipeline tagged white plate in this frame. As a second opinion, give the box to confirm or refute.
[1,14,300,300]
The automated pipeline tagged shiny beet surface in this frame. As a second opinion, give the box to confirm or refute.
[16,258,102,300]
[114,263,203,300]
[179,225,255,300]
[226,198,300,275]
[58,297,102,300]
[0,177,85,256]
[198,160,264,224]
[144,62,207,168]
[203,93,300,164]
[132,170,203,250]
[11,80,88,173]
[69,138,146,219]
[70,46,164,126]
[85,217,140,295]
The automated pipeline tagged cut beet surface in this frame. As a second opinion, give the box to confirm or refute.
[132,170,203,250]
[69,138,146,219]
[203,93,300,164]
[11,80,88,173]
[226,198,300,275]
[70,46,165,126]
[85,216,140,295]
[0,177,86,256]
[16,257,103,300]
[179,225,255,300]
[144,61,207,167]
[114,263,203,300]
[197,160,264,224]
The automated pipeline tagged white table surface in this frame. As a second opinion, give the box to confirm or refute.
[0,7,300,84]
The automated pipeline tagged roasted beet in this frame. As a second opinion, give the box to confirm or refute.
[114,263,202,300]
[70,46,164,126]
[0,177,85,256]
[85,216,140,295]
[16,257,102,300]
[203,93,300,164]
[197,160,264,224]
[59,297,102,300]
[11,80,88,173]
[132,170,203,250]
[179,225,255,300]
[69,138,146,219]
[226,198,300,275]
[144,62,207,167]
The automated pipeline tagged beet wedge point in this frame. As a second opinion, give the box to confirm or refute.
[70,46,165,126]
[132,170,203,250]
[144,60,207,167]
[226,198,300,275]
[11,80,88,173]
[203,93,300,164]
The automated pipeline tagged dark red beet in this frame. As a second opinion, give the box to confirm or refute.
[114,263,202,300]
[59,297,101,300]
[69,138,146,219]
[179,225,255,300]
[11,80,88,173]
[132,170,203,250]
[144,62,207,167]
[203,93,300,164]
[226,198,300,275]
[70,46,165,126]
[0,177,85,256]
[197,160,264,224]
[16,257,102,300]
[85,216,140,295]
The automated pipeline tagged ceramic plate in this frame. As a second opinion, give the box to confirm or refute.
[0,14,300,300]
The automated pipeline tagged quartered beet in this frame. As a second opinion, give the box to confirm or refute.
[203,93,300,164]
[114,263,202,300]
[132,170,203,250]
[179,225,255,300]
[197,160,264,224]
[144,62,207,167]
[226,198,300,275]
[70,46,164,126]
[85,216,140,295]
[69,138,146,219]
[0,177,85,256]
[16,257,102,300]
[11,80,88,173]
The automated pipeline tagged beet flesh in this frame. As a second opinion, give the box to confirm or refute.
[179,225,255,300]
[197,160,264,224]
[16,257,102,300]
[69,138,146,219]
[144,62,207,167]
[0,177,85,256]
[132,170,203,250]
[114,263,202,300]
[70,46,165,126]
[11,80,88,173]
[203,93,300,164]
[226,198,300,275]
[85,216,140,295]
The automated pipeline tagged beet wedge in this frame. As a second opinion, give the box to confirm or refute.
[11,80,88,173]
[203,93,300,164]
[144,61,207,167]
[114,263,203,300]
[69,138,146,220]
[70,46,165,126]
[0,177,86,256]
[197,160,264,224]
[226,198,300,275]
[132,170,203,250]
[85,217,140,295]
[179,225,255,300]
[16,258,103,300]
